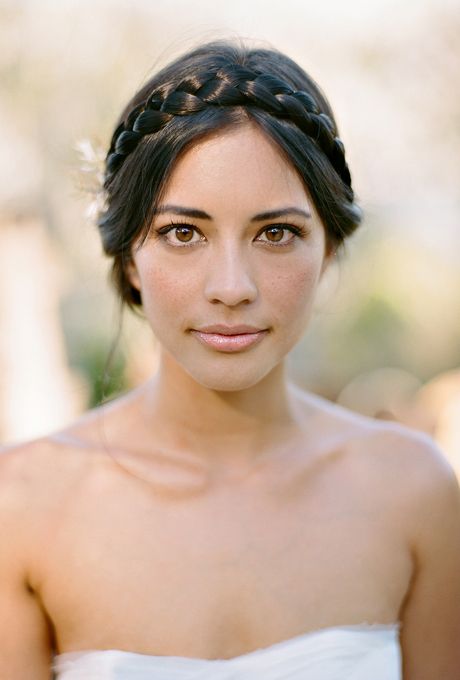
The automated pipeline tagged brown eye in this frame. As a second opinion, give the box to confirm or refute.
[156,223,204,247]
[256,224,304,247]
[265,227,284,242]
[175,226,194,242]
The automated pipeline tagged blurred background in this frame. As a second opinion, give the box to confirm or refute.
[0,0,459,474]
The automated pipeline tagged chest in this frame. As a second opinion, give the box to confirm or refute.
[39,462,412,656]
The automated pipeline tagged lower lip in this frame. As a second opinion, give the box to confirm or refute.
[190,330,269,352]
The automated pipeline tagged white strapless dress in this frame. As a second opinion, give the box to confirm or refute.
[52,622,401,679]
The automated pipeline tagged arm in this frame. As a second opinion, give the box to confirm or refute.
[399,436,460,679]
[0,448,54,679]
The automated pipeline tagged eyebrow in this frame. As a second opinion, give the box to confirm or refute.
[152,205,312,221]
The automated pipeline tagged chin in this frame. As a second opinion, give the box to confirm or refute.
[157,327,302,392]
[182,357,278,392]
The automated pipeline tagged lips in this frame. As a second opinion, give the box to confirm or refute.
[194,324,267,335]
[190,325,269,352]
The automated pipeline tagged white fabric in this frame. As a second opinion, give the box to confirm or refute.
[52,623,401,680]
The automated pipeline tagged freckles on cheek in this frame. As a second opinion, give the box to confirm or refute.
[268,264,318,308]
[141,264,196,310]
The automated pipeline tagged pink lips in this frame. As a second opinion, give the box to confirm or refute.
[190,324,269,352]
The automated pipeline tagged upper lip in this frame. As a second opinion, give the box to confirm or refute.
[193,324,267,335]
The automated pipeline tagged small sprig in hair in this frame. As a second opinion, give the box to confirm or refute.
[75,138,108,220]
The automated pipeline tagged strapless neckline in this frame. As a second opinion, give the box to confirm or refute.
[54,621,401,665]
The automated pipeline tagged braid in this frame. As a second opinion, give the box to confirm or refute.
[98,41,363,308]
[106,65,352,188]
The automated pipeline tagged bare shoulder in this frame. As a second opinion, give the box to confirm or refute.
[295,385,459,518]
[0,388,140,517]
[302,386,455,480]
[359,413,455,472]
[374,421,460,552]
[0,425,110,537]
[357,417,459,512]
[0,433,94,494]
[0,439,74,528]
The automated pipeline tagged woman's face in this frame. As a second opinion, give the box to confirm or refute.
[128,123,333,391]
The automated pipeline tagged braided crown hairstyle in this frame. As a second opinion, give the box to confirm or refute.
[97,40,362,308]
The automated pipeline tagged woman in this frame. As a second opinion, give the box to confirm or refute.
[1,40,459,680]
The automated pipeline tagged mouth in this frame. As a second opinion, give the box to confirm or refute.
[190,328,269,352]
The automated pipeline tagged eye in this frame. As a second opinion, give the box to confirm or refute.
[155,223,204,247]
[154,222,307,248]
[256,224,305,246]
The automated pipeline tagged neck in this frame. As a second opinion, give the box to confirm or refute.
[136,350,304,469]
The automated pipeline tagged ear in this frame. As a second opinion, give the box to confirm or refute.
[125,257,141,292]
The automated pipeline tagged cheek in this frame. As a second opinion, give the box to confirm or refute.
[263,255,322,318]
[137,259,197,315]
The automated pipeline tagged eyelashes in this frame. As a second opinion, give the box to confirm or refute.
[153,221,309,249]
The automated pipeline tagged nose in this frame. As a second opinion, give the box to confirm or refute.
[204,240,258,307]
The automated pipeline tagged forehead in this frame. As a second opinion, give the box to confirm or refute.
[159,123,312,213]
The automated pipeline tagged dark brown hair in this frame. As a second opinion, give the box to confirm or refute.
[97,39,362,309]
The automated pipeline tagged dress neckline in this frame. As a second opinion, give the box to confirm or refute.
[54,621,401,665]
